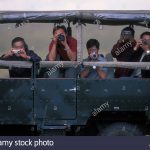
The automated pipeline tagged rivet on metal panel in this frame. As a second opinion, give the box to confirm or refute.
[31,86,34,91]
[34,113,37,118]
[137,89,142,93]
[104,89,108,92]
[122,86,126,91]
[114,107,119,110]
[10,89,14,92]
[64,121,67,125]
[54,106,58,111]
[122,126,126,131]
[64,89,68,92]
[45,118,49,122]
[76,86,80,91]
[8,106,11,111]
[145,106,149,111]
[85,89,90,92]
[41,89,46,92]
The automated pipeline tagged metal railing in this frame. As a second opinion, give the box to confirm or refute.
[0,60,32,68]
[1,60,150,70]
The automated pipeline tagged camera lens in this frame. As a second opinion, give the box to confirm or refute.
[58,34,65,41]
[93,54,97,58]
[142,40,148,45]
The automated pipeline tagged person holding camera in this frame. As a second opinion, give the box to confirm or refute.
[0,37,41,78]
[47,25,77,78]
[80,39,107,79]
[111,27,136,78]
[131,31,150,78]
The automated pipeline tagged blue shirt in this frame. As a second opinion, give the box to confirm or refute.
[80,54,108,79]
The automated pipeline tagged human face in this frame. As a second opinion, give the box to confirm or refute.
[87,46,99,60]
[121,30,133,41]
[54,28,67,44]
[141,35,150,51]
[12,41,25,51]
[88,46,99,55]
[54,28,66,37]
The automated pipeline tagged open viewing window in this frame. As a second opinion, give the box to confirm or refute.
[0,11,150,79]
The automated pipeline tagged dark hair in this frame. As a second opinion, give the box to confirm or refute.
[86,39,100,49]
[121,27,135,36]
[140,31,150,38]
[53,25,67,35]
[11,37,28,52]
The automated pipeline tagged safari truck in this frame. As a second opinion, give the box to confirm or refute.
[0,11,150,136]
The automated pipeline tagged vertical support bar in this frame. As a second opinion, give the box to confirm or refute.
[76,22,83,117]
[31,62,35,79]
[76,23,83,64]
[31,62,37,125]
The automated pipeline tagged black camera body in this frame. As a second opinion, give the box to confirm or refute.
[90,52,98,60]
[58,34,65,42]
[142,39,150,45]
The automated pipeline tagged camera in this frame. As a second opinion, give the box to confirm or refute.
[90,52,98,60]
[142,39,150,45]
[12,49,21,54]
[58,34,65,42]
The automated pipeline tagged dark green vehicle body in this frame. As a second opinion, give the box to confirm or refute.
[0,75,150,134]
[0,11,150,135]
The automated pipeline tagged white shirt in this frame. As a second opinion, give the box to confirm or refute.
[131,51,147,77]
